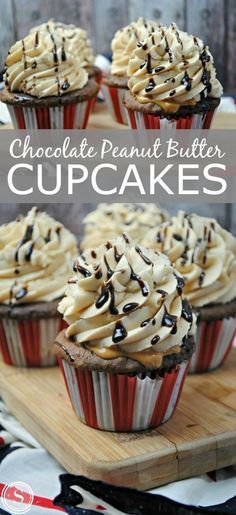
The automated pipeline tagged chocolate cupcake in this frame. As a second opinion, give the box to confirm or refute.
[0,207,78,367]
[80,202,170,251]
[124,23,222,129]
[54,234,195,431]
[0,20,99,129]
[142,211,236,372]
[102,17,159,125]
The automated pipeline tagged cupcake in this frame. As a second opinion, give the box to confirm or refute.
[30,20,102,85]
[102,18,159,125]
[142,211,236,372]
[80,203,169,251]
[0,207,78,367]
[54,234,195,432]
[124,23,223,129]
[0,20,99,129]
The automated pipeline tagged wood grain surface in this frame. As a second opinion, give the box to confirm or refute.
[0,350,236,490]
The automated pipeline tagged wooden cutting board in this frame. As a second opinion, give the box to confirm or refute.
[0,351,236,490]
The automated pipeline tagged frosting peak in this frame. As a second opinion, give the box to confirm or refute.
[59,234,194,367]
[81,203,169,251]
[0,207,78,304]
[111,17,159,76]
[127,22,223,107]
[142,211,236,307]
[5,19,89,97]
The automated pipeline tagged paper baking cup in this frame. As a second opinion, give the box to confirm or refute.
[59,360,189,431]
[7,99,94,129]
[102,84,128,125]
[189,317,236,373]
[0,317,65,367]
[126,109,215,129]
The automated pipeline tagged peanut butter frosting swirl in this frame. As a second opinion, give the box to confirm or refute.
[142,211,236,307]
[81,203,170,251]
[0,207,78,304]
[31,20,95,67]
[127,22,223,109]
[111,17,159,76]
[58,234,195,367]
[4,19,89,97]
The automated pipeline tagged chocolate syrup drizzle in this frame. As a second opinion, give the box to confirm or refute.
[15,224,34,262]
[123,302,139,313]
[15,287,28,301]
[112,321,127,343]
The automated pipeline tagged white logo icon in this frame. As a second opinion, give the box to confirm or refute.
[2,481,34,514]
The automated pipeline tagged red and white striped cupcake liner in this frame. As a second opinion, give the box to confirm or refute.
[102,84,128,125]
[7,99,94,129]
[59,359,189,431]
[189,317,236,373]
[126,109,215,129]
[0,317,65,367]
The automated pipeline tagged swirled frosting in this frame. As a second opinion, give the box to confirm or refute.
[0,207,78,304]
[111,17,159,76]
[4,19,89,97]
[81,203,169,251]
[30,20,95,67]
[142,211,236,307]
[127,22,223,110]
[58,234,194,367]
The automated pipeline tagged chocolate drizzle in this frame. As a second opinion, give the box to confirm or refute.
[91,250,97,259]
[130,266,149,297]
[165,37,173,63]
[114,246,123,263]
[181,71,192,92]
[22,40,27,70]
[199,270,205,286]
[201,69,212,93]
[35,32,39,47]
[95,266,102,280]
[181,298,193,323]
[151,335,160,345]
[15,286,27,301]
[61,80,70,91]
[174,273,185,295]
[96,282,118,315]
[25,242,34,262]
[61,37,67,61]
[77,265,92,278]
[15,224,34,262]
[135,245,152,265]
[145,78,155,93]
[146,53,152,74]
[104,256,114,280]
[173,233,183,241]
[162,306,177,329]
[112,321,127,343]
[45,229,51,243]
[155,66,165,73]
[123,303,139,313]
[141,318,152,327]
[156,289,167,298]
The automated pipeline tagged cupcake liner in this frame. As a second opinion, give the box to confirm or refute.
[102,84,128,125]
[189,317,236,373]
[0,316,65,367]
[7,99,94,129]
[59,359,189,431]
[126,109,216,130]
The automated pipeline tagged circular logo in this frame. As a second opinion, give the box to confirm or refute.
[1,482,34,514]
